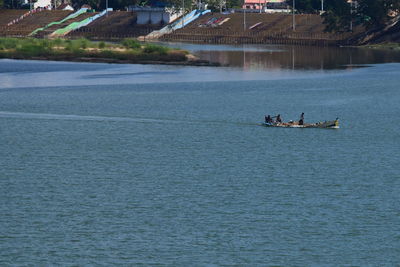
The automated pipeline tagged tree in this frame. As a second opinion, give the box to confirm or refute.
[357,0,400,28]
[226,0,241,9]
[286,0,322,13]
[321,0,353,32]
[322,0,400,32]
[207,0,226,12]
[70,0,100,9]
[3,0,17,8]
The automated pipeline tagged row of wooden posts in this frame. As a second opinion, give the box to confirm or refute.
[173,29,343,39]
[162,33,345,46]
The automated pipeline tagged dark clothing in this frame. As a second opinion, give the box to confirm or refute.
[299,113,304,125]
[276,115,282,123]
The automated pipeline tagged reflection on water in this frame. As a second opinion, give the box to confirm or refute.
[161,42,400,70]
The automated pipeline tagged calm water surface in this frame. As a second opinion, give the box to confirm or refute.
[1,45,400,265]
[162,42,400,70]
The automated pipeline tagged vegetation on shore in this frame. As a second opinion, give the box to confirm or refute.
[0,37,193,64]
[286,0,399,32]
[1,0,233,12]
[363,43,400,50]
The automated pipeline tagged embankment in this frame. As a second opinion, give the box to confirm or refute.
[1,9,398,47]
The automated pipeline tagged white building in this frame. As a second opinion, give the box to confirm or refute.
[57,3,74,10]
[127,7,183,25]
[33,0,52,9]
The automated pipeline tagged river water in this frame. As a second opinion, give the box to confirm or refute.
[1,45,400,265]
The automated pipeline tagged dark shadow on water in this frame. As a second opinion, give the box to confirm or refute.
[0,59,116,74]
[82,71,179,79]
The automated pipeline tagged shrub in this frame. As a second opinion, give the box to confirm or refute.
[122,38,141,49]
[52,38,63,47]
[78,38,89,49]
[0,38,18,49]
[39,39,53,49]
[99,50,114,58]
[165,50,187,61]
[15,44,48,57]
[143,44,169,55]
[98,41,106,49]
[64,40,83,53]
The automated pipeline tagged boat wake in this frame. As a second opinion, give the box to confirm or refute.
[0,111,182,124]
[0,111,259,127]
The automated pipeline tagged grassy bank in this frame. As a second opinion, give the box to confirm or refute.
[0,38,216,66]
[363,43,400,51]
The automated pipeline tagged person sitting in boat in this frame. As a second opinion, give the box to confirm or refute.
[299,112,304,125]
[276,114,282,123]
[265,115,273,124]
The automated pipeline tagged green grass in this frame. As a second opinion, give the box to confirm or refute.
[122,38,141,49]
[0,38,19,50]
[365,43,400,50]
[143,44,169,55]
[98,41,106,49]
[0,37,186,62]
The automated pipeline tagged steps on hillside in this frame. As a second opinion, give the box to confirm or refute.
[67,11,163,39]
[50,10,108,37]
[1,10,72,37]
[0,10,28,26]
[35,12,95,37]
[142,10,210,40]
[160,12,360,45]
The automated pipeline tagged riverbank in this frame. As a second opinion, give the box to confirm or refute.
[363,43,400,51]
[0,38,220,66]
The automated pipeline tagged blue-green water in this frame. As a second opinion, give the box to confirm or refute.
[1,55,400,265]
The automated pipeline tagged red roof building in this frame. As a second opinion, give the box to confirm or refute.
[243,0,287,11]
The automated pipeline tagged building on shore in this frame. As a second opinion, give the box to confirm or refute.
[127,6,183,25]
[33,0,51,9]
[57,3,74,11]
[242,0,287,12]
[19,0,73,10]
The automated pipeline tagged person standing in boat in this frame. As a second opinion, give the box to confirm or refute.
[265,115,273,124]
[276,114,282,123]
[299,112,304,125]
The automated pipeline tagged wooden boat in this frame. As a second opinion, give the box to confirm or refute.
[263,119,339,129]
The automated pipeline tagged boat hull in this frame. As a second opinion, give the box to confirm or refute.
[263,119,339,129]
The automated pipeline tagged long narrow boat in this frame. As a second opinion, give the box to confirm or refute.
[263,119,339,129]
